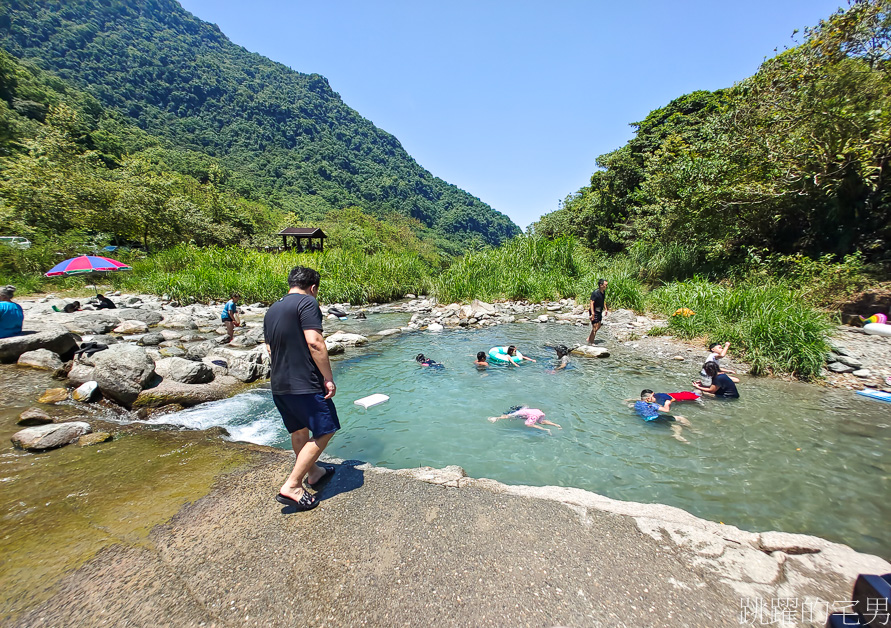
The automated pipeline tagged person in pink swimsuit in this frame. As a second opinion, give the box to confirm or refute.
[488,406,561,434]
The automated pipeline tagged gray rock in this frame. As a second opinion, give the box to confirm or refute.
[11,421,91,451]
[0,326,79,364]
[184,340,218,360]
[828,343,852,357]
[325,341,345,355]
[201,357,230,378]
[155,357,215,384]
[67,345,156,407]
[62,312,122,335]
[227,359,268,383]
[835,355,863,369]
[86,335,120,346]
[17,407,53,426]
[113,320,149,335]
[571,345,611,358]
[608,309,635,324]
[375,329,402,337]
[138,332,165,346]
[159,347,186,358]
[161,316,198,330]
[827,362,855,374]
[133,375,244,409]
[470,299,496,315]
[427,323,444,332]
[536,315,550,323]
[17,348,63,371]
[825,352,839,364]
[326,332,368,346]
[72,381,99,402]
[852,369,872,378]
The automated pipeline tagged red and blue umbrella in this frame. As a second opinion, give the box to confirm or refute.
[45,255,131,277]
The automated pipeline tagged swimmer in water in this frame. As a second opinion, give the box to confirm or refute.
[552,344,570,371]
[488,406,561,434]
[416,353,442,368]
[504,345,536,367]
[634,389,692,443]
[474,351,488,368]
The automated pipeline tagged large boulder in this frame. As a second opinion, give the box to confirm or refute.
[571,345,611,358]
[325,340,345,355]
[133,375,244,408]
[68,345,155,407]
[160,315,198,330]
[471,299,496,316]
[227,358,268,383]
[17,348,63,371]
[184,340,217,360]
[325,332,368,346]
[115,308,163,326]
[607,309,635,325]
[62,312,122,335]
[0,326,78,363]
[155,357,214,384]
[11,422,91,451]
[72,381,99,402]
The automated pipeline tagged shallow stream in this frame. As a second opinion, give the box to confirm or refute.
[149,317,890,559]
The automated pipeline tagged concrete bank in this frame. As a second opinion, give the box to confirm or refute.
[8,443,888,627]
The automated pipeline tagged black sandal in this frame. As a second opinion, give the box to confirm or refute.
[275,491,318,511]
[307,465,336,490]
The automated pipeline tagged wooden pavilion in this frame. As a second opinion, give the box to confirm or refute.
[277,227,327,252]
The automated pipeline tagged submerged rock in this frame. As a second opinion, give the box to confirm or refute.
[12,421,91,451]
[17,407,53,426]
[77,432,113,447]
[38,388,69,403]
[17,348,63,371]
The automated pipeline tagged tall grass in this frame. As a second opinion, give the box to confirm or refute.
[647,278,831,379]
[432,236,647,309]
[112,245,434,304]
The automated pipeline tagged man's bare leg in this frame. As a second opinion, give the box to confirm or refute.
[586,322,601,344]
[280,430,335,500]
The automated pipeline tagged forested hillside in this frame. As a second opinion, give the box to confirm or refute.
[535,1,890,266]
[0,0,519,249]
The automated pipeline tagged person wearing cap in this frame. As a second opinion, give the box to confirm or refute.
[0,285,24,338]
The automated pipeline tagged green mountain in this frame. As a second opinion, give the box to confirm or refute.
[0,0,519,249]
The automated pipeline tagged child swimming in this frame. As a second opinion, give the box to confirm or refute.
[474,351,488,368]
[634,389,692,443]
[552,345,570,371]
[416,353,443,368]
[488,406,561,434]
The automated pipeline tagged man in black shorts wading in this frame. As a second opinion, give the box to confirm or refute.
[264,266,339,512]
[586,278,608,344]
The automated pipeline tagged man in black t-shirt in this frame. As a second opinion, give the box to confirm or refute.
[264,266,339,512]
[586,278,608,344]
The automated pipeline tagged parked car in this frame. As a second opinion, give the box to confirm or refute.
[0,236,31,249]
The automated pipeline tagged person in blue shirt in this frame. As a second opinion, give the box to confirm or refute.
[221,292,241,343]
[634,389,692,443]
[0,285,24,339]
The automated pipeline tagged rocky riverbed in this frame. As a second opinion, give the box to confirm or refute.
[1,292,889,625]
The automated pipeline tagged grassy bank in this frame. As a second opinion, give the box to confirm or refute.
[1,236,849,379]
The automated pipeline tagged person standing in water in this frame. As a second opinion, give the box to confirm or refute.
[264,267,339,512]
[586,279,608,344]
[221,292,241,343]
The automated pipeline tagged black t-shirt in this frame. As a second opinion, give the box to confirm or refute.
[713,373,740,398]
[590,288,605,312]
[263,292,325,395]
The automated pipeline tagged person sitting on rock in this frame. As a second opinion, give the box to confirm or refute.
[94,294,116,310]
[0,285,24,339]
[488,405,561,435]
[473,351,488,368]
[634,389,692,443]
[62,300,81,314]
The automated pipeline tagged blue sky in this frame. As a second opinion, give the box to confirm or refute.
[179,0,845,230]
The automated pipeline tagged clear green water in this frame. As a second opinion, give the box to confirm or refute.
[158,318,890,558]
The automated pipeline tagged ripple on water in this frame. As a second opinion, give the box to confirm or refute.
[154,323,889,558]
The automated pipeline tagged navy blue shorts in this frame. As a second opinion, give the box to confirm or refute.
[272,393,340,437]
